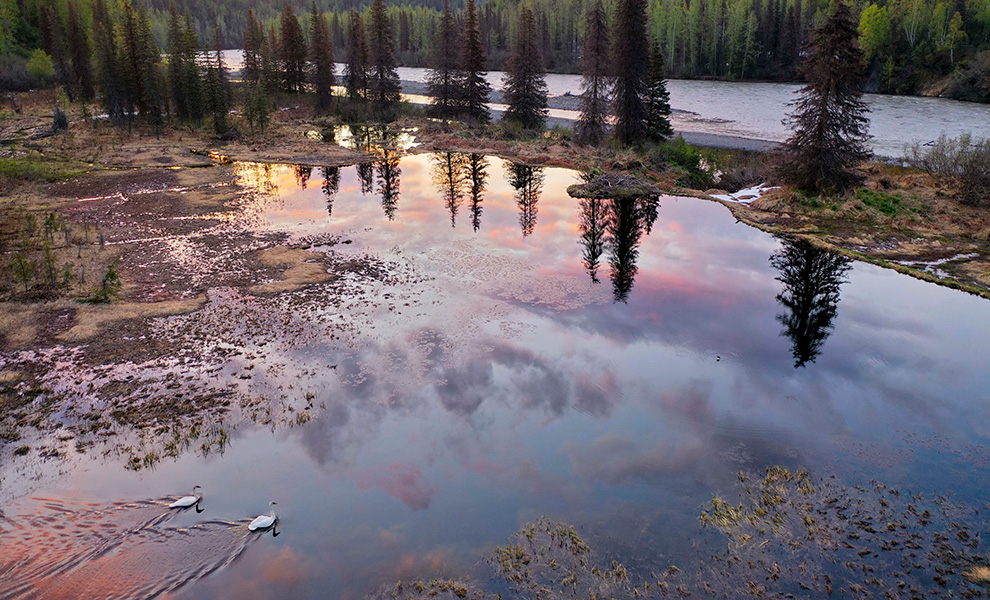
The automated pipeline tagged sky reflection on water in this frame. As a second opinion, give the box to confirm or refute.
[4,153,990,599]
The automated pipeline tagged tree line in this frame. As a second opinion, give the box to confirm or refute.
[3,0,988,99]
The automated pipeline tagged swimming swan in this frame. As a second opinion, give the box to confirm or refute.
[169,486,203,509]
[249,501,278,531]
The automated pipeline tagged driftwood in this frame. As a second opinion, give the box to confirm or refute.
[566,173,661,200]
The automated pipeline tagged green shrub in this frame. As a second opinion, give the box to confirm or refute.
[856,188,903,216]
[84,259,122,303]
[648,136,715,188]
[26,50,54,87]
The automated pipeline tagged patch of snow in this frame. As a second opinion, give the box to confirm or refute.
[712,183,779,204]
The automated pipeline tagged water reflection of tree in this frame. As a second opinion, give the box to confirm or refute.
[770,239,852,368]
[467,154,488,232]
[578,199,608,283]
[607,199,643,302]
[357,162,375,195]
[598,196,660,301]
[321,166,340,218]
[294,166,313,189]
[376,149,401,221]
[432,151,468,228]
[508,162,544,237]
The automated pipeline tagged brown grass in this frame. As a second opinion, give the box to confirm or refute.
[58,296,207,342]
[249,246,334,295]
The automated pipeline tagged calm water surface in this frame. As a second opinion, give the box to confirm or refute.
[3,153,990,598]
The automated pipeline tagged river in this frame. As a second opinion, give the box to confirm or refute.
[221,50,990,158]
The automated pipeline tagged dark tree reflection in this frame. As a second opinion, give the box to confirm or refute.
[357,162,375,195]
[467,154,488,232]
[770,239,852,368]
[607,198,644,302]
[508,162,544,237]
[578,199,608,283]
[294,166,313,189]
[376,149,401,221]
[431,152,468,228]
[321,166,340,218]
[637,195,660,234]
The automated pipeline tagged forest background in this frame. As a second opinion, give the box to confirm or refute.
[1,0,988,101]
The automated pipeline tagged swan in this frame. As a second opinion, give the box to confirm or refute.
[169,486,203,509]
[249,501,278,531]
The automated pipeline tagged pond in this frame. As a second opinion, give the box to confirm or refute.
[1,152,990,599]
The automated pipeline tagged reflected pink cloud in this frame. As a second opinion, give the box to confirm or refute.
[357,464,437,511]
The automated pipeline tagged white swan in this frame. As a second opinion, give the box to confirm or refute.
[249,501,278,531]
[169,486,203,509]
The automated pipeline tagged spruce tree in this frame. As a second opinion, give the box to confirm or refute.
[345,9,369,101]
[461,0,491,123]
[612,0,651,145]
[280,5,308,93]
[242,9,263,85]
[467,153,488,231]
[644,40,673,142]
[577,0,611,145]
[310,1,336,112]
[137,7,166,134]
[261,25,281,96]
[368,0,401,118]
[120,2,145,119]
[66,0,95,101]
[40,6,73,99]
[426,0,461,120]
[503,7,547,130]
[167,3,187,119]
[182,13,205,123]
[93,0,125,125]
[779,1,870,193]
[204,18,230,135]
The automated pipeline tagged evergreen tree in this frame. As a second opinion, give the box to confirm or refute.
[310,1,335,112]
[368,0,401,117]
[280,5,307,93]
[779,1,871,193]
[167,3,187,119]
[260,24,280,96]
[182,13,205,123]
[508,162,544,236]
[612,0,651,145]
[345,9,369,101]
[467,153,488,231]
[137,7,166,134]
[579,198,608,282]
[66,0,94,101]
[577,0,611,145]
[242,9,263,85]
[40,6,73,99]
[120,2,144,119]
[461,0,491,123]
[377,149,401,220]
[771,239,851,367]
[432,151,468,227]
[644,40,673,142]
[93,0,125,125]
[426,0,461,120]
[503,7,548,130]
[204,18,230,135]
